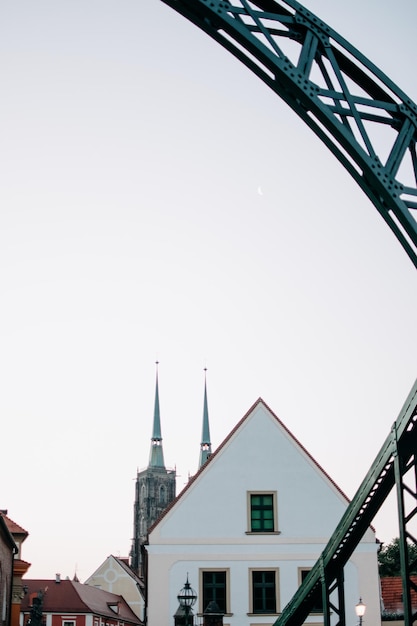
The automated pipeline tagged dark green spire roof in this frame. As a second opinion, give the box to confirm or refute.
[199,369,212,468]
[149,362,165,468]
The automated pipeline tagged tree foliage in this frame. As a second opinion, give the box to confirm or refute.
[378,538,417,576]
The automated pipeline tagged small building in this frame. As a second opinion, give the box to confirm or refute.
[84,556,145,622]
[146,398,381,625]
[20,578,142,626]
[0,511,18,626]
[2,512,31,626]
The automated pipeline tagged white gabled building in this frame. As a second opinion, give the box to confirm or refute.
[146,398,381,626]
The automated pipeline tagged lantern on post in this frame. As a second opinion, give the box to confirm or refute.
[176,575,197,626]
[355,598,366,626]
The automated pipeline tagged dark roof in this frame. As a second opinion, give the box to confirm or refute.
[21,579,141,624]
[381,576,417,613]
[149,397,352,533]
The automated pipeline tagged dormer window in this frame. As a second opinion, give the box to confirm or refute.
[108,603,119,614]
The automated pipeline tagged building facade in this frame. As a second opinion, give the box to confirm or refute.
[146,399,381,626]
[0,512,17,626]
[2,513,30,626]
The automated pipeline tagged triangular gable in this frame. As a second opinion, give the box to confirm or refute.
[149,397,351,536]
[113,557,144,590]
[86,555,143,588]
[86,555,119,584]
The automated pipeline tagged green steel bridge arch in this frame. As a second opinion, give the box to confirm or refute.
[159,2,417,625]
[162,0,417,269]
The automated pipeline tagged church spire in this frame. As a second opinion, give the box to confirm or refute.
[199,368,212,468]
[130,362,175,575]
[149,362,165,468]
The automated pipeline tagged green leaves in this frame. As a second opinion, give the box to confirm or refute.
[378,537,417,576]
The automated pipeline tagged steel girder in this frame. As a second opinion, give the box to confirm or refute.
[160,0,417,268]
[273,378,417,626]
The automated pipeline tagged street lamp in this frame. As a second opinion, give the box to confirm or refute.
[177,574,197,626]
[355,598,366,626]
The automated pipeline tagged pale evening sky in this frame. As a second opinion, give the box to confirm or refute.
[0,0,416,581]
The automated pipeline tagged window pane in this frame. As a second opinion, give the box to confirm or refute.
[252,571,276,613]
[202,571,226,613]
[250,494,275,532]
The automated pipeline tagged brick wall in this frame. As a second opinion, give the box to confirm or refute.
[0,526,14,626]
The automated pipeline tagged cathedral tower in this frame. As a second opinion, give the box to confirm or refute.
[130,363,176,574]
[199,369,212,468]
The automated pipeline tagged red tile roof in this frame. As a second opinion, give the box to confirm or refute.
[0,512,28,537]
[381,576,417,613]
[21,580,88,613]
[74,582,139,621]
[0,514,17,551]
[21,579,141,624]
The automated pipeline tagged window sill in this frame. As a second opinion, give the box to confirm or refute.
[247,613,280,617]
[245,531,281,535]
[197,613,233,618]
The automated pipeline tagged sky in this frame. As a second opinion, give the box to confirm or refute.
[1,0,416,582]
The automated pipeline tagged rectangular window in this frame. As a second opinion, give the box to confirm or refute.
[250,569,279,615]
[299,568,323,613]
[248,492,277,533]
[200,570,229,614]
[63,621,75,626]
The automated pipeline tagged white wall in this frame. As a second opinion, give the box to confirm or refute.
[147,402,380,626]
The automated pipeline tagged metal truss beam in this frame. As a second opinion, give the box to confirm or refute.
[273,379,417,626]
[160,0,417,268]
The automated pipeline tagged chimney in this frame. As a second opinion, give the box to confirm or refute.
[55,574,61,583]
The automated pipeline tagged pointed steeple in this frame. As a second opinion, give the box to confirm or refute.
[130,362,176,574]
[149,362,165,468]
[199,368,212,468]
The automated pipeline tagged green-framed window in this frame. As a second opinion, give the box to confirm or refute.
[202,570,227,613]
[250,493,275,532]
[252,570,277,614]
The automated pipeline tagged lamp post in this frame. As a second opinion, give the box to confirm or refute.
[355,598,366,626]
[177,574,197,626]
